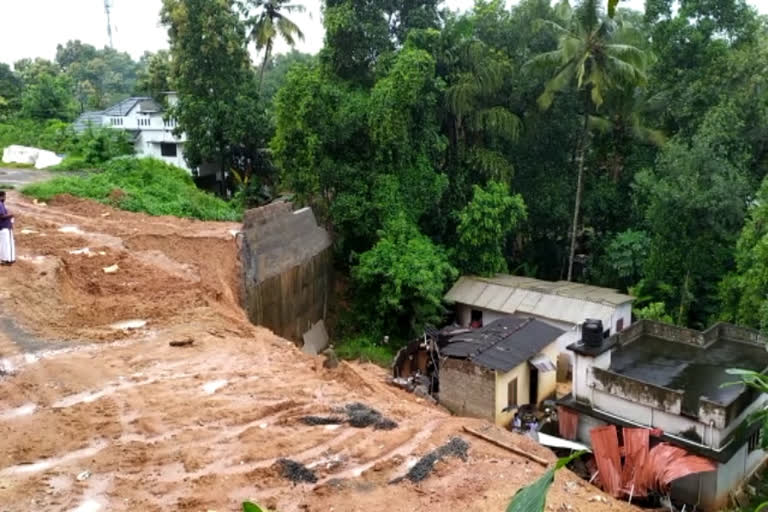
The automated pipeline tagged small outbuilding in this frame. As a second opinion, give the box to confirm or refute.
[444,274,634,372]
[439,315,564,426]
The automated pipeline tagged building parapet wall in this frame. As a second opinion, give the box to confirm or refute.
[592,367,683,414]
[714,323,767,346]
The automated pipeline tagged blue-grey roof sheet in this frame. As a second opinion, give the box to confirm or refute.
[442,315,564,372]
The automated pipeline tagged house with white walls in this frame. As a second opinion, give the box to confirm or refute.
[74,94,212,177]
[443,275,634,373]
[561,319,768,510]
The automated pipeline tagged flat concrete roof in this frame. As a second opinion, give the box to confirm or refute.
[610,336,768,416]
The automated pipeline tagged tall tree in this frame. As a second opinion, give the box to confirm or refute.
[528,0,648,281]
[135,50,172,102]
[238,0,305,91]
[161,0,266,180]
[0,63,21,120]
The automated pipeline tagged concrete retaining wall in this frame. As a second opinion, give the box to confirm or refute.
[240,201,333,342]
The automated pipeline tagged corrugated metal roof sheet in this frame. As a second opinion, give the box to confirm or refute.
[442,315,564,372]
[444,275,631,325]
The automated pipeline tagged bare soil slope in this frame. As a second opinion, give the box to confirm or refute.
[0,192,638,512]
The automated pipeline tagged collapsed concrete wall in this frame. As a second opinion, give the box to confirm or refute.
[240,201,333,343]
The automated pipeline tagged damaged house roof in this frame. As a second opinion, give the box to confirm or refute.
[444,274,633,325]
[442,315,565,372]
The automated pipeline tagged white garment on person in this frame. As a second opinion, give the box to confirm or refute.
[0,228,15,263]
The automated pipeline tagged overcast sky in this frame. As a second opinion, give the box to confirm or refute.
[0,0,765,67]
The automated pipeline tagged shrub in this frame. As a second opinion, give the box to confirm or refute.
[23,157,241,221]
[0,119,76,154]
[335,334,396,367]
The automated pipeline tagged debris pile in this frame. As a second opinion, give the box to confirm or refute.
[276,458,318,484]
[300,415,345,426]
[392,437,470,484]
[300,402,398,430]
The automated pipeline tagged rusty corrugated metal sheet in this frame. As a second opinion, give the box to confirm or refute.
[558,406,579,440]
[589,426,716,499]
[590,425,624,497]
[643,443,716,492]
[621,428,650,497]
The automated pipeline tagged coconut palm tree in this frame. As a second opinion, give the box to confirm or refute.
[527,0,648,281]
[239,0,305,91]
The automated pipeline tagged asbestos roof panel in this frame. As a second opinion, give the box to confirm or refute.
[481,274,633,305]
[474,283,514,311]
[444,276,487,305]
[443,315,565,372]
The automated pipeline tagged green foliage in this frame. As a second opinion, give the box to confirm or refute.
[351,213,457,337]
[0,119,76,154]
[634,302,674,324]
[238,0,306,90]
[242,502,264,512]
[162,0,269,176]
[603,229,649,286]
[725,369,768,451]
[22,157,240,221]
[135,50,172,102]
[636,104,749,327]
[20,72,76,121]
[335,334,396,366]
[720,174,768,329]
[506,451,587,511]
[455,181,527,276]
[75,126,134,166]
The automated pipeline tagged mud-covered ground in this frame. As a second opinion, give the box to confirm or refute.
[0,191,639,511]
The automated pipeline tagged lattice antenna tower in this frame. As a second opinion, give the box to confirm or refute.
[104,0,114,48]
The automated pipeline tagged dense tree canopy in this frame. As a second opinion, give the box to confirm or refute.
[4,0,768,343]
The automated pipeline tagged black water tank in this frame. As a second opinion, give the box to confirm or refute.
[582,319,604,347]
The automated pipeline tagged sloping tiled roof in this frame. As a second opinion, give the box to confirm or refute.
[73,110,104,133]
[444,275,634,325]
[103,97,161,116]
[441,315,564,372]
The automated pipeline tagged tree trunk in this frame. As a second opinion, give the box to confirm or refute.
[567,110,590,282]
[258,40,272,93]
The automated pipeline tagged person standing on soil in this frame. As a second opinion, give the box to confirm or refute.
[0,191,15,265]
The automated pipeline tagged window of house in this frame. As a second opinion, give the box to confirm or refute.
[748,429,762,452]
[160,143,178,157]
[507,378,518,408]
[616,318,624,332]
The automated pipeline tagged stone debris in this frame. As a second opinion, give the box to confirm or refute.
[276,458,318,484]
[300,416,345,426]
[169,339,194,347]
[338,402,398,430]
[392,437,469,484]
[302,402,399,431]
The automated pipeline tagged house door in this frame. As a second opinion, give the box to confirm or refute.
[529,367,539,404]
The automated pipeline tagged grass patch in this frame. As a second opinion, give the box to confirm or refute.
[335,334,396,367]
[0,161,37,169]
[0,184,16,190]
[22,156,242,222]
[50,155,99,172]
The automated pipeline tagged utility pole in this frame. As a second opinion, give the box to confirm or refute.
[104,0,114,48]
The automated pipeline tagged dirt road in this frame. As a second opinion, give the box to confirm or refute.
[0,191,639,511]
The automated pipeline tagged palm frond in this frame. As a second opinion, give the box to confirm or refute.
[524,50,566,71]
[468,147,514,181]
[446,78,479,118]
[276,14,305,44]
[538,60,576,110]
[469,107,522,141]
[533,19,576,39]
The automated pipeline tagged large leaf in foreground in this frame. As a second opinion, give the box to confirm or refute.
[505,451,587,512]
